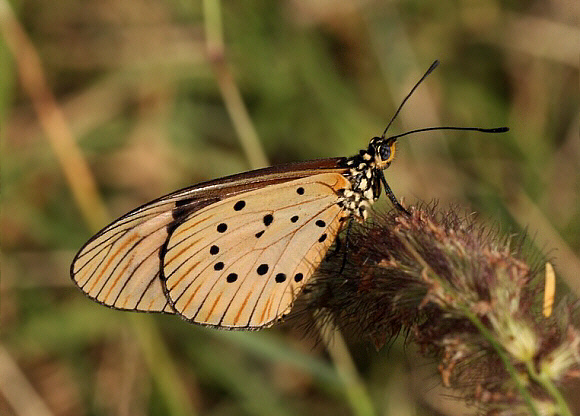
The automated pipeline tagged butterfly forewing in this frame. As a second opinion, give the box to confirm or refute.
[71,200,177,313]
[161,172,350,329]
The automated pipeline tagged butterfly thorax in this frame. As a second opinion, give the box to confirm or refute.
[338,150,382,221]
[337,137,397,221]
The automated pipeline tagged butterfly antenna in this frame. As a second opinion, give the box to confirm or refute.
[388,126,509,141]
[381,60,440,138]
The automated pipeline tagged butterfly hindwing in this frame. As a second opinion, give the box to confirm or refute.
[161,172,350,329]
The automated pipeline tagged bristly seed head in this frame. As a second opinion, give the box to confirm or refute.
[294,202,580,414]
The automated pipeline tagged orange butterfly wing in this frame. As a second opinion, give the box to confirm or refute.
[161,172,350,329]
[70,159,347,317]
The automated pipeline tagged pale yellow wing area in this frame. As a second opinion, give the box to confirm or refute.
[71,199,179,313]
[161,172,350,329]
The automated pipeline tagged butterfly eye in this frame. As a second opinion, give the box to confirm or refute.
[379,143,391,162]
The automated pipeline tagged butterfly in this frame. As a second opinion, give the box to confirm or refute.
[70,61,508,329]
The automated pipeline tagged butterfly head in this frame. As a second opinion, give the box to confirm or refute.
[367,136,397,170]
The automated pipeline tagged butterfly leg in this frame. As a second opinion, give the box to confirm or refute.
[379,171,410,215]
[328,213,352,259]
[338,219,353,274]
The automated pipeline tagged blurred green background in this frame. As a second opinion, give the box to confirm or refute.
[1,0,578,415]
